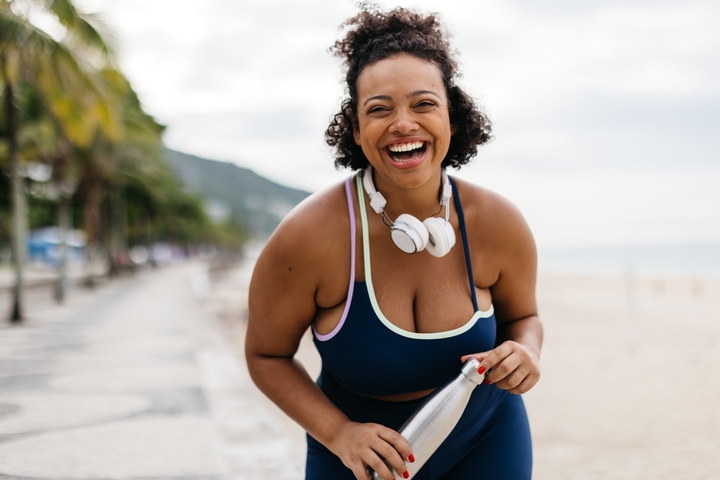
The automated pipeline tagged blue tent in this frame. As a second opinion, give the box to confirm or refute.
[27,227,86,266]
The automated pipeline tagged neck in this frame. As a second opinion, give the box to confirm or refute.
[370,168,445,219]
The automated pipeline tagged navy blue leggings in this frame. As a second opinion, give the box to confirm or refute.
[306,371,532,479]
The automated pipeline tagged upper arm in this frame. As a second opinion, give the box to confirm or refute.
[246,223,320,358]
[467,186,538,324]
[491,207,538,324]
[245,185,347,359]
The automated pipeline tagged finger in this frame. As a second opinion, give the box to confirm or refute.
[460,352,489,364]
[484,352,521,384]
[493,364,527,390]
[381,429,414,467]
[477,342,514,375]
[507,371,541,394]
[355,462,373,480]
[375,442,407,478]
[365,451,395,480]
[372,438,405,478]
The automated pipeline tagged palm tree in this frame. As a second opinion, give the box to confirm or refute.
[98,71,165,275]
[0,0,118,320]
[1,49,26,322]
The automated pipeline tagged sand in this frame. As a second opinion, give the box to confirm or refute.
[527,273,720,479]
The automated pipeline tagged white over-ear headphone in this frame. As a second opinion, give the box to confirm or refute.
[362,166,456,257]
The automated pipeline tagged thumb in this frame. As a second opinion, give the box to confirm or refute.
[460,352,490,363]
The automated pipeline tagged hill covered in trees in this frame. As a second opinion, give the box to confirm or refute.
[165,149,310,238]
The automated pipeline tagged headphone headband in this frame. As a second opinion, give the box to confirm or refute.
[360,166,456,256]
[362,166,451,215]
[362,166,387,214]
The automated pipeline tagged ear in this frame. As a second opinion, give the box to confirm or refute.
[353,124,361,145]
[451,124,457,136]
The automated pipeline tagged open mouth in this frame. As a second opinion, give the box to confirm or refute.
[385,141,428,162]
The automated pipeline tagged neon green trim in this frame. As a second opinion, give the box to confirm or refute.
[355,173,494,340]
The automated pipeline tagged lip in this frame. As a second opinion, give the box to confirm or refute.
[382,138,432,170]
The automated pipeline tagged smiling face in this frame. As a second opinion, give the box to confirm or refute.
[353,54,453,192]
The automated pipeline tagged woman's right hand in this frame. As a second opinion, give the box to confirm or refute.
[328,421,414,480]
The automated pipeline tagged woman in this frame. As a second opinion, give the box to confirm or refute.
[245,6,542,480]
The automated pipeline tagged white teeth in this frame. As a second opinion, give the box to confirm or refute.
[388,141,424,153]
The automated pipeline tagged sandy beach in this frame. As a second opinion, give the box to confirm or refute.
[527,273,720,479]
[219,267,720,479]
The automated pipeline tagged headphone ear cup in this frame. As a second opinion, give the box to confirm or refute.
[391,214,429,254]
[423,217,456,258]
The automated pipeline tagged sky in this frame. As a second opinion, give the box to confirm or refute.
[76,0,720,249]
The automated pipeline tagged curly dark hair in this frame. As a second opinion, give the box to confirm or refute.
[326,3,492,171]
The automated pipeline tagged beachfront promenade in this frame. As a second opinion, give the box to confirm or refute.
[1,259,719,479]
[0,261,303,480]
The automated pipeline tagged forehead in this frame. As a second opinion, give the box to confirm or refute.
[356,54,446,99]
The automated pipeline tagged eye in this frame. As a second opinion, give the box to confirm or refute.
[367,105,390,115]
[414,100,436,110]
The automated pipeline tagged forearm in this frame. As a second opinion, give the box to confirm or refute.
[496,315,543,359]
[246,352,350,448]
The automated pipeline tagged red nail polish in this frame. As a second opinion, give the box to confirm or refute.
[408,454,415,463]
[403,471,410,479]
[477,366,486,374]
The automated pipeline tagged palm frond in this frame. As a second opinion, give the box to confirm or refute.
[47,0,116,65]
[1,10,64,60]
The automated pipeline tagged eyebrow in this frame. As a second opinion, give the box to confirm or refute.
[363,90,441,106]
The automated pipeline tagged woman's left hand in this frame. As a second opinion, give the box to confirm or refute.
[461,341,541,394]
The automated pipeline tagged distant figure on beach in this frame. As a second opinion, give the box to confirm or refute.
[245,5,542,479]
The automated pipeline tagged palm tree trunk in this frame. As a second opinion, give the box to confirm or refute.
[108,181,128,275]
[55,192,71,302]
[83,162,103,286]
[3,59,25,323]
[53,156,71,302]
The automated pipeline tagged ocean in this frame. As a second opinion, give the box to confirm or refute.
[538,243,720,278]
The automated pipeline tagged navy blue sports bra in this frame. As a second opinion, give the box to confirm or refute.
[312,173,496,397]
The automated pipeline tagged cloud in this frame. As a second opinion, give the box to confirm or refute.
[79,0,720,246]
[454,163,720,247]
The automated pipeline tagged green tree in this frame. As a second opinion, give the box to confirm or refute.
[0,0,118,320]
[79,69,164,278]
[2,1,246,317]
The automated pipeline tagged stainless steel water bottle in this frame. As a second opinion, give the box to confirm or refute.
[369,358,485,479]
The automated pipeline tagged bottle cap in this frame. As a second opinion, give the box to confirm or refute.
[461,358,485,384]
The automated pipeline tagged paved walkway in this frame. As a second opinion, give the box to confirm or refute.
[0,261,302,480]
[0,262,108,291]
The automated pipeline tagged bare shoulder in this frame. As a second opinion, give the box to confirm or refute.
[247,180,351,356]
[452,177,533,241]
[451,176,536,278]
[252,180,350,294]
[451,176,538,321]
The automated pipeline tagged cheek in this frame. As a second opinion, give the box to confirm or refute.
[354,119,380,148]
[438,118,453,143]
[353,116,370,146]
[435,119,453,156]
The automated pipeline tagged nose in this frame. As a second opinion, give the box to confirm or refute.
[389,108,418,134]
